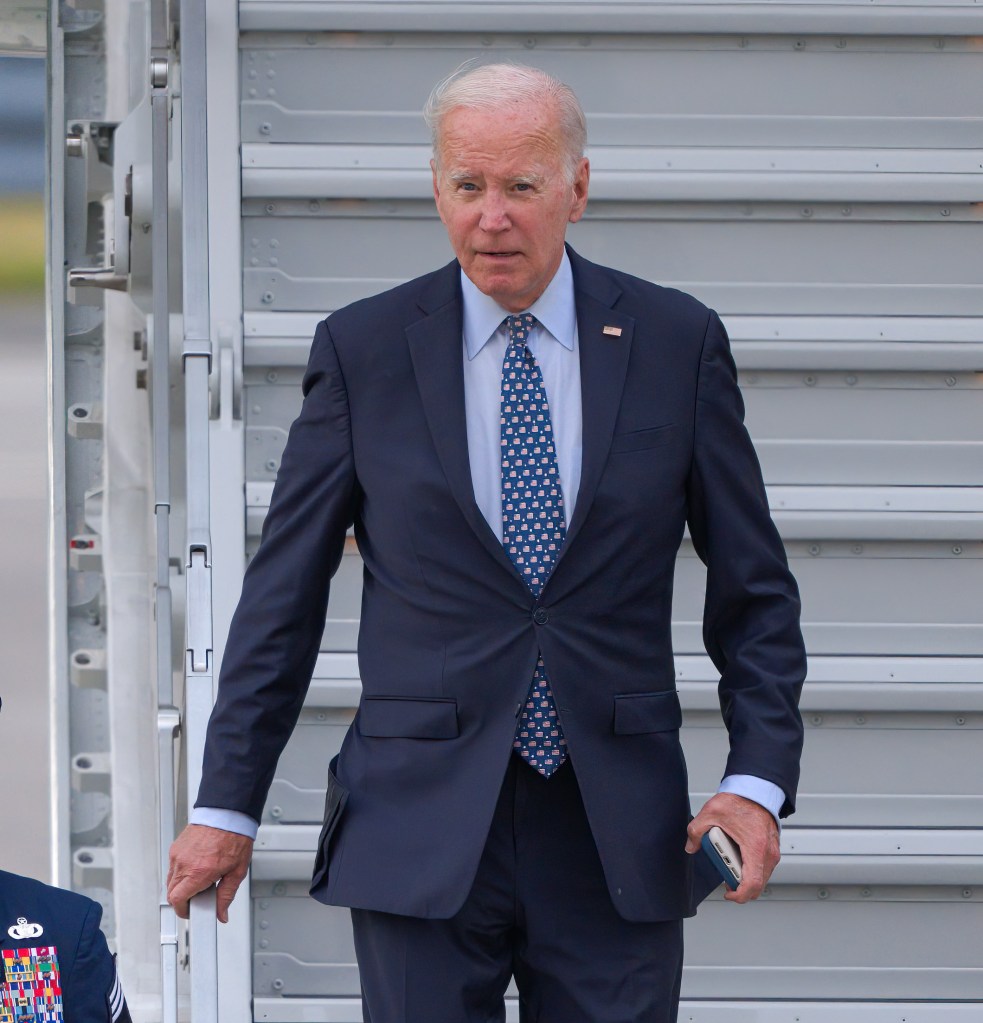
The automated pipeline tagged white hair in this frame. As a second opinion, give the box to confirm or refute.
[423,62,587,181]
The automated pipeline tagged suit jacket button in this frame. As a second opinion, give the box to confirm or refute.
[533,608,549,625]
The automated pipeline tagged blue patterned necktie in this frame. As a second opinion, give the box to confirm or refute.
[500,313,568,777]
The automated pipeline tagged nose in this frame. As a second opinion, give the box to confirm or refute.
[478,195,510,233]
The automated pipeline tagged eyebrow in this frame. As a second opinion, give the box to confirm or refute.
[447,170,546,186]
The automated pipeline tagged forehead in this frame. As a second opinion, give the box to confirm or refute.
[437,102,565,174]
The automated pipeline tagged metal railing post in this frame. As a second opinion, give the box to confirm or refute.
[180,0,219,1016]
[148,1,179,1020]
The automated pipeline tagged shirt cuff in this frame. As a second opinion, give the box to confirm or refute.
[190,806,259,840]
[718,774,785,828]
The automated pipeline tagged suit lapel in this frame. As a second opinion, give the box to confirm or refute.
[560,251,634,556]
[405,264,521,580]
[404,252,633,587]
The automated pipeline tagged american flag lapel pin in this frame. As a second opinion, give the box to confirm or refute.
[602,325,622,337]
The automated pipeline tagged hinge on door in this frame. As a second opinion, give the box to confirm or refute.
[186,547,212,674]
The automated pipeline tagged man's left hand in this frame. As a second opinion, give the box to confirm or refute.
[685,792,780,904]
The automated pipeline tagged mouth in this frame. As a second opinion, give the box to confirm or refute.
[477,250,521,261]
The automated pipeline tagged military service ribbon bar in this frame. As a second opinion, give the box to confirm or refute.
[1,946,64,1022]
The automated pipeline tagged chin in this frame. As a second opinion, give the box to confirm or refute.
[476,276,520,303]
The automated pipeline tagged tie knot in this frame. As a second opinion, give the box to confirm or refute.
[505,313,537,343]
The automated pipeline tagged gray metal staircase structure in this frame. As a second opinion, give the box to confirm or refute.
[46,2,982,1020]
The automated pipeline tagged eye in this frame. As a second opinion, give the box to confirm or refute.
[458,182,478,192]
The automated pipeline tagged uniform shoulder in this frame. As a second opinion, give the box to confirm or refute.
[0,868,99,924]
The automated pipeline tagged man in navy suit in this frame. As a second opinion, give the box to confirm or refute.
[168,64,805,1021]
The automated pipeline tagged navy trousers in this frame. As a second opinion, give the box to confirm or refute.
[352,758,684,1023]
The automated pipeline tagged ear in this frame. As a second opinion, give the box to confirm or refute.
[568,157,590,225]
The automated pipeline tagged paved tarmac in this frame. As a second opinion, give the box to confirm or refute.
[0,296,50,880]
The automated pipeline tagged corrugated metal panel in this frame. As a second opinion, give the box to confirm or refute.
[222,3,983,1017]
[239,2,983,36]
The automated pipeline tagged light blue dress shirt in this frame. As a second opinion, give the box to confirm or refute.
[461,250,582,540]
[193,252,784,838]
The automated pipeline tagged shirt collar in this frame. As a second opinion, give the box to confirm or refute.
[461,251,576,360]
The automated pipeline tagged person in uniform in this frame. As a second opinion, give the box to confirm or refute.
[0,701,131,1023]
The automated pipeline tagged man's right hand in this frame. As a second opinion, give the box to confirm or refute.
[167,824,254,923]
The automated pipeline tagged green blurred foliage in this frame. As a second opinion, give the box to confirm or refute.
[0,197,45,294]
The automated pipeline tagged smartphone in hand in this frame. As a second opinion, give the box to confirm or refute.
[701,826,743,891]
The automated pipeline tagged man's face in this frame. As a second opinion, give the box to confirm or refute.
[432,102,590,313]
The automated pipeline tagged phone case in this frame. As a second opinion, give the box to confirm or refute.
[700,828,742,890]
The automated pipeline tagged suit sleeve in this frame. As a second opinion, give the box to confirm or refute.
[196,319,360,821]
[686,309,806,817]
[62,900,130,1023]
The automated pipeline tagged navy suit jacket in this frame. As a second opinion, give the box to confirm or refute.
[198,247,806,922]
[0,870,129,1022]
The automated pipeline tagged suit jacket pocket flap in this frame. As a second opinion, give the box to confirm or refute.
[613,690,682,734]
[311,757,349,888]
[610,424,674,453]
[359,696,459,739]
